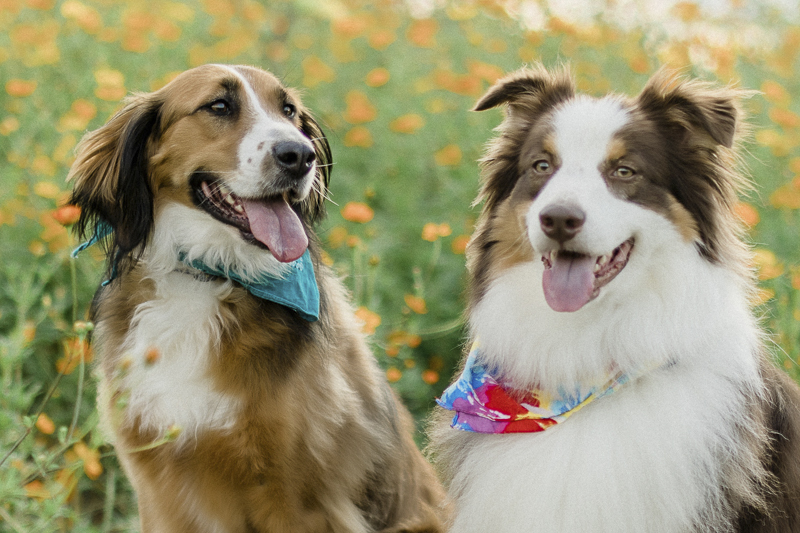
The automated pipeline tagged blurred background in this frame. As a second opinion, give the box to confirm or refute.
[1,0,799,530]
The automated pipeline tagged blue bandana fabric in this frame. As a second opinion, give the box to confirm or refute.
[180,250,320,322]
[72,222,320,322]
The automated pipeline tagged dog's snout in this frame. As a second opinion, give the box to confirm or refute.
[539,204,585,243]
[273,141,316,178]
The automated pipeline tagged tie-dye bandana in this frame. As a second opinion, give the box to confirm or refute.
[436,341,632,434]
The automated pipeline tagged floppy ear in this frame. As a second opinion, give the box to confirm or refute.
[471,65,575,213]
[473,64,574,113]
[68,93,162,274]
[298,109,332,224]
[635,68,741,149]
[635,69,750,263]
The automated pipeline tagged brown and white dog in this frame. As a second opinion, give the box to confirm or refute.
[430,66,800,532]
[68,64,447,532]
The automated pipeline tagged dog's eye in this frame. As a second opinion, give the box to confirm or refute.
[612,166,636,180]
[208,100,232,115]
[533,160,552,174]
[283,103,297,118]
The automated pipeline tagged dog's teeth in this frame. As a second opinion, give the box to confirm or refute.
[217,184,232,196]
[233,204,244,213]
[594,262,601,273]
[598,254,610,267]
[224,195,236,206]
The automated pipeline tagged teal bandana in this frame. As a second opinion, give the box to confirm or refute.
[179,250,320,322]
[72,221,320,322]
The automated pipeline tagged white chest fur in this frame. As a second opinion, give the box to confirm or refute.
[447,362,757,532]
[114,273,240,441]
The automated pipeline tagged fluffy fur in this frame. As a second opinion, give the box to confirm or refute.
[429,65,800,532]
[68,64,448,533]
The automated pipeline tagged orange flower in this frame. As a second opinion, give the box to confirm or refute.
[355,306,381,335]
[57,337,92,374]
[365,68,390,88]
[61,1,102,34]
[422,369,440,385]
[145,346,161,365]
[672,2,701,22]
[386,367,402,383]
[51,204,81,226]
[451,234,471,255]
[761,80,791,107]
[468,61,503,84]
[422,222,452,242]
[769,108,800,129]
[344,127,373,148]
[344,90,377,124]
[332,14,370,39]
[404,294,428,314]
[770,183,800,209]
[368,29,395,50]
[752,249,784,281]
[302,56,335,88]
[389,114,425,134]
[25,480,50,500]
[433,69,482,96]
[434,144,462,166]
[734,202,759,227]
[36,413,56,435]
[327,226,348,248]
[6,79,37,97]
[73,442,103,480]
[341,202,374,223]
[406,18,438,48]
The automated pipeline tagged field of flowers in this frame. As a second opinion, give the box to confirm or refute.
[0,0,799,530]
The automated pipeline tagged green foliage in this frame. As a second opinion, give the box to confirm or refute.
[0,0,799,529]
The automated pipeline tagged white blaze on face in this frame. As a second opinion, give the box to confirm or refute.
[212,65,313,263]
[526,96,637,312]
[215,65,315,199]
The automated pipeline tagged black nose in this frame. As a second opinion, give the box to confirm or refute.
[539,204,586,243]
[273,141,316,178]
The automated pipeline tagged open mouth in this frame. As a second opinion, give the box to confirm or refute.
[540,239,634,312]
[192,177,308,263]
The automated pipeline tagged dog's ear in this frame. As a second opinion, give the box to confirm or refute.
[473,64,575,113]
[635,68,741,149]
[635,69,750,264]
[68,93,162,272]
[298,110,331,224]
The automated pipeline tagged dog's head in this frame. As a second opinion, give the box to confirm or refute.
[68,64,331,277]
[469,65,748,313]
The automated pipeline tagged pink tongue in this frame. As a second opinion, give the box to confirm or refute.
[542,254,595,312]
[242,198,308,263]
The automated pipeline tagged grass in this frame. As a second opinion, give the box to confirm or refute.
[0,0,799,530]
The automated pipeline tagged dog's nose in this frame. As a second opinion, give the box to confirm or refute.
[539,204,585,243]
[273,141,316,178]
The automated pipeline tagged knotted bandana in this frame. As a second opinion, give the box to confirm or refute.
[179,250,320,322]
[72,221,320,322]
[437,341,632,434]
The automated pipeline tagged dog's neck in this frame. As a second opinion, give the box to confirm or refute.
[73,220,321,322]
[437,339,666,434]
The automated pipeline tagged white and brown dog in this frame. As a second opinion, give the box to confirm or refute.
[430,66,800,532]
[68,64,447,532]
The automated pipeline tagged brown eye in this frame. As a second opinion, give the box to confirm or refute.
[208,100,231,115]
[283,103,296,118]
[612,166,636,180]
[533,160,552,174]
